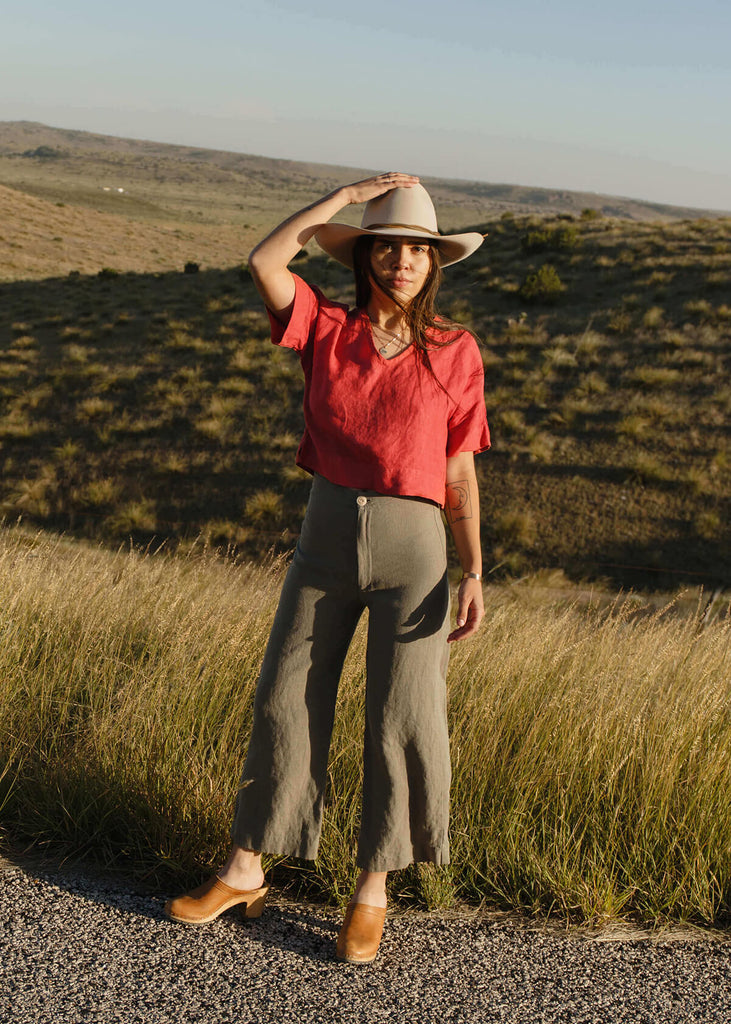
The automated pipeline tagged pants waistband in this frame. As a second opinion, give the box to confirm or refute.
[311,474,439,508]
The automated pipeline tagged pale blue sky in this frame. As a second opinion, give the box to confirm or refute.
[2,0,730,210]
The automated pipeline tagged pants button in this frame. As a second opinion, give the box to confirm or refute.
[356,495,367,507]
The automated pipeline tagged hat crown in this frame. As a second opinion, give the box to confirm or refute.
[361,184,439,235]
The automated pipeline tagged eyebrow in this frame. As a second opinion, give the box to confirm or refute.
[375,237,429,245]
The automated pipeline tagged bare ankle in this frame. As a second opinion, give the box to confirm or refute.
[353,869,388,907]
[217,846,265,889]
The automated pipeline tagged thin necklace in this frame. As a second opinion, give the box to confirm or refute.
[370,320,407,356]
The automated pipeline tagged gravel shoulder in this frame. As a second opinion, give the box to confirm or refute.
[1,854,730,1024]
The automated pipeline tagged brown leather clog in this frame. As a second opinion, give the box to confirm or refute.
[164,876,269,925]
[335,900,387,964]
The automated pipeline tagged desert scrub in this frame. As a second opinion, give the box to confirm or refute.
[2,221,730,586]
[521,225,579,253]
[627,365,682,389]
[617,415,650,439]
[519,264,564,304]
[493,509,537,549]
[642,306,665,330]
[106,498,157,534]
[1,525,730,921]
[626,453,674,486]
[245,489,283,522]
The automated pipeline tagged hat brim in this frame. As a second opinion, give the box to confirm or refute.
[314,223,485,269]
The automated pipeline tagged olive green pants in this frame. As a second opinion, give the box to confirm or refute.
[231,474,451,871]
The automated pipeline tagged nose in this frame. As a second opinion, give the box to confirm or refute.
[391,244,411,267]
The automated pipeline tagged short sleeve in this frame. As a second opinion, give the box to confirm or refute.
[446,341,491,457]
[267,274,320,352]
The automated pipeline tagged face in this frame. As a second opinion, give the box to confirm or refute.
[368,237,433,302]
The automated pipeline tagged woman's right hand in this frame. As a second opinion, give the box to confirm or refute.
[341,172,420,206]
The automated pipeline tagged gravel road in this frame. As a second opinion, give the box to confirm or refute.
[1,856,729,1024]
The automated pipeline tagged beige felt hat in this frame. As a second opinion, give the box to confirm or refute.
[314,183,485,269]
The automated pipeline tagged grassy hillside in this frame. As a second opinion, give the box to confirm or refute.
[1,199,729,590]
[0,183,252,280]
[1,121,726,284]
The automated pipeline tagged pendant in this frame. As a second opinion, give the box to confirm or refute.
[380,346,389,355]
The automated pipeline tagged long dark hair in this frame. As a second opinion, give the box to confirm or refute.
[352,235,464,380]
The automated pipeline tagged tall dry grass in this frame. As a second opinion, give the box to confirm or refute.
[1,523,729,924]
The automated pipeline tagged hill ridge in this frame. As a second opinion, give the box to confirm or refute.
[1,120,727,227]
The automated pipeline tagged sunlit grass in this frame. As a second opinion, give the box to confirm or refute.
[1,524,729,924]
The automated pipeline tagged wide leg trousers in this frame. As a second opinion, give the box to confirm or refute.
[231,474,452,872]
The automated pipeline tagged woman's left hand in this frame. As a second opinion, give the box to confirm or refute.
[447,578,484,643]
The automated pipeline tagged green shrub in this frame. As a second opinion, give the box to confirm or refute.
[554,225,579,249]
[519,264,564,304]
[521,226,579,254]
[522,229,553,253]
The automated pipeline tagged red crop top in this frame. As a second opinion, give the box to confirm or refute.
[268,274,490,507]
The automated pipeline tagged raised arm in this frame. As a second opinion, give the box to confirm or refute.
[247,172,420,322]
[444,451,484,643]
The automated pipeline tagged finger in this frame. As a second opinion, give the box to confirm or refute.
[447,619,479,643]
[449,602,471,641]
[447,596,483,643]
[377,172,420,187]
[448,622,474,642]
[455,595,470,629]
[348,173,420,204]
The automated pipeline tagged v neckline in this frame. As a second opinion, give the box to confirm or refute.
[362,313,413,364]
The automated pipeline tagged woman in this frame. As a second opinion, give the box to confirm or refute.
[164,172,490,963]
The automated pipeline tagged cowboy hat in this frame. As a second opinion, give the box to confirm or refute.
[314,184,485,269]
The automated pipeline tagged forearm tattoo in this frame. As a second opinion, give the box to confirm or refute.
[445,478,473,524]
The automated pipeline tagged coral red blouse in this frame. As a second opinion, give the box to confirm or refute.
[269,275,490,507]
